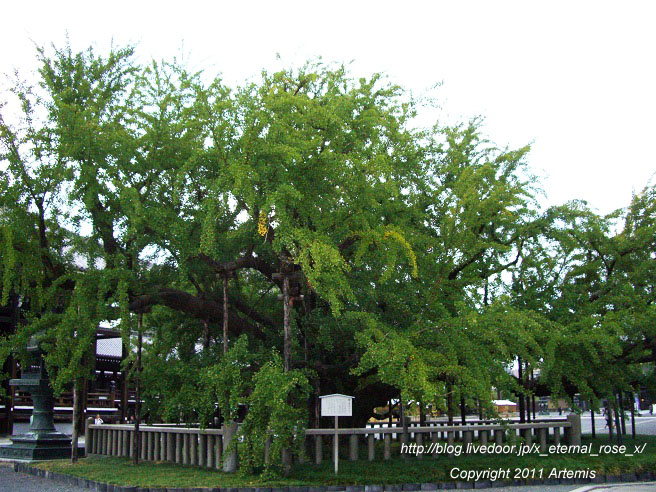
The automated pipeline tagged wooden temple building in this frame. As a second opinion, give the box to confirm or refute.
[0,296,135,435]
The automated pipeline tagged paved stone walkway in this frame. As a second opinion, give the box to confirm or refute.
[0,462,87,491]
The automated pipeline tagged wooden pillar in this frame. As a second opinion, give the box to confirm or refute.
[416,432,423,459]
[554,427,560,445]
[431,431,439,458]
[480,429,488,445]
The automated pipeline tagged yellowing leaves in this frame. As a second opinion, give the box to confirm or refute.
[257,210,268,237]
[383,229,419,279]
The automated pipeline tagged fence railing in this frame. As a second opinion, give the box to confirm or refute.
[86,414,580,470]
[85,422,225,469]
[366,417,570,440]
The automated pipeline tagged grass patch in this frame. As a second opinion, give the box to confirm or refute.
[36,435,656,488]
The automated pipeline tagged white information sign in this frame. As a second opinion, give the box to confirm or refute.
[320,394,354,417]
[319,394,354,474]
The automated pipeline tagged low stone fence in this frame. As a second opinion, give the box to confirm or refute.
[308,414,579,464]
[366,417,568,440]
[85,422,225,469]
[86,414,580,470]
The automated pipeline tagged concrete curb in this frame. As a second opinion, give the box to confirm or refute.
[11,462,656,492]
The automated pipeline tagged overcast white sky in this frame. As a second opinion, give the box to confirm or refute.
[3,1,655,215]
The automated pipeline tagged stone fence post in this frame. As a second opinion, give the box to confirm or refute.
[222,421,238,472]
[567,413,581,446]
[85,418,93,456]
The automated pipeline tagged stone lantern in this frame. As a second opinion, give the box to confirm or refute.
[0,336,71,460]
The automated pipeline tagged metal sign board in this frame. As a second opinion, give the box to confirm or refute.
[320,393,354,417]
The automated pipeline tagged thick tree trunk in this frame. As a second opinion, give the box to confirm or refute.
[283,274,291,372]
[400,398,409,459]
[605,401,614,440]
[518,357,525,423]
[460,395,466,424]
[223,276,229,354]
[618,390,626,435]
[70,378,83,463]
[613,396,622,445]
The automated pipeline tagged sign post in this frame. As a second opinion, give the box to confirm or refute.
[319,394,354,475]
